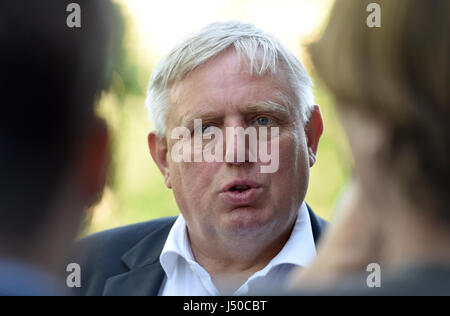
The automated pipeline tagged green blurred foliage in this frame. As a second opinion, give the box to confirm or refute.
[305,81,353,220]
[82,1,352,235]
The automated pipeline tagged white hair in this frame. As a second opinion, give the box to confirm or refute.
[145,21,315,137]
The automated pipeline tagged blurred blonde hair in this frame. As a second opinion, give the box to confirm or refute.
[309,0,450,219]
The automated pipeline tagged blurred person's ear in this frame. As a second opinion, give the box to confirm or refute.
[78,117,110,206]
[305,105,324,167]
[148,132,172,189]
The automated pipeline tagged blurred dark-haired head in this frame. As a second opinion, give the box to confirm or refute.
[0,0,119,255]
[309,0,450,223]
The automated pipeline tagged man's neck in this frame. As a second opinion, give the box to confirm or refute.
[188,220,296,293]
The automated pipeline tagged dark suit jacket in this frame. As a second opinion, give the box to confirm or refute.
[71,205,326,296]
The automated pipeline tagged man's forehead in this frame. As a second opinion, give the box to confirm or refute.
[169,58,293,112]
[170,49,289,95]
[179,99,291,123]
[171,88,294,120]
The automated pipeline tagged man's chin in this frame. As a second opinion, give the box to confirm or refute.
[221,207,271,235]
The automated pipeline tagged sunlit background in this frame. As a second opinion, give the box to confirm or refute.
[84,0,352,235]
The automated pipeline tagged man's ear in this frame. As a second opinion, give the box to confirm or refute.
[79,117,109,206]
[305,105,324,167]
[148,132,172,188]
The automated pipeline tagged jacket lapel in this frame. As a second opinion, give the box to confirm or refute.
[102,206,326,296]
[306,203,327,244]
[102,218,176,296]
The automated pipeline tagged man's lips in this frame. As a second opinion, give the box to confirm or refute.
[219,180,263,205]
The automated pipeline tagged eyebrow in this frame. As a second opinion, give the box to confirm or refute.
[180,100,290,127]
[245,100,290,115]
[180,110,221,127]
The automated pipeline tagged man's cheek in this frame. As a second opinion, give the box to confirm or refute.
[176,163,207,190]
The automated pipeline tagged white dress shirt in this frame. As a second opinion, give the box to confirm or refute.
[158,202,316,296]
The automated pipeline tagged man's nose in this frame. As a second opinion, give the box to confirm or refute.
[223,120,256,165]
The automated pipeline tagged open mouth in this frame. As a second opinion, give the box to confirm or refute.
[220,180,263,205]
[230,185,251,192]
[221,180,261,193]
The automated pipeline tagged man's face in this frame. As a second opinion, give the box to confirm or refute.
[153,50,320,244]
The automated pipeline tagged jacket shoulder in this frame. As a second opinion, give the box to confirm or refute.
[69,216,176,295]
[77,216,176,251]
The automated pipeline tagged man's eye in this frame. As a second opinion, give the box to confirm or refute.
[256,116,271,126]
[202,124,212,133]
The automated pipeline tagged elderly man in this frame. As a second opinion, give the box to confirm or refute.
[74,21,325,296]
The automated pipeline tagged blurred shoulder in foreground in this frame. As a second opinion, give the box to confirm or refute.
[0,0,119,295]
[289,0,450,296]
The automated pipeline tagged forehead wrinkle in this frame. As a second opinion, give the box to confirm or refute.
[167,80,205,128]
[179,100,290,127]
[181,110,221,126]
[175,92,293,127]
[242,86,297,117]
[168,62,297,128]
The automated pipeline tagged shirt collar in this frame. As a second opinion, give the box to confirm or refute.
[160,201,316,280]
[267,202,316,268]
[159,214,194,278]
